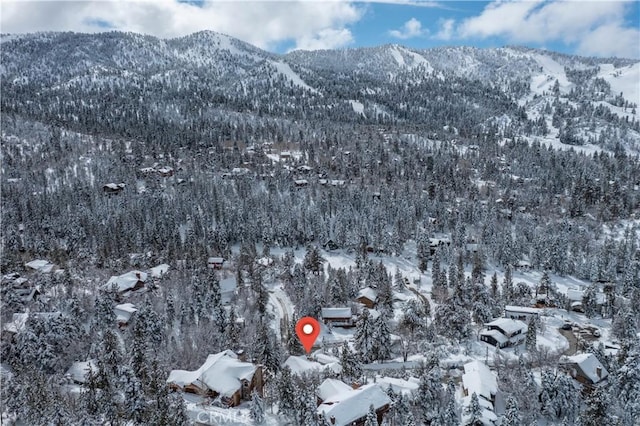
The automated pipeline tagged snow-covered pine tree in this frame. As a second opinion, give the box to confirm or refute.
[250,391,266,425]
[465,392,484,426]
[354,308,375,363]
[502,396,521,426]
[364,404,378,426]
[526,316,537,352]
[373,314,391,362]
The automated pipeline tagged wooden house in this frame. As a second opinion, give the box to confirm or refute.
[167,350,263,407]
[316,382,391,426]
[207,257,225,270]
[355,287,378,309]
[103,183,125,194]
[559,353,608,391]
[321,308,354,328]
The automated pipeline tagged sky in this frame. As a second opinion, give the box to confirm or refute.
[1,0,639,58]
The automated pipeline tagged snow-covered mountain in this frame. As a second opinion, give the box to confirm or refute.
[1,31,639,153]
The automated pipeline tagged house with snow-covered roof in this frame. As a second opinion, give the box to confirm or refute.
[317,382,391,426]
[167,350,263,407]
[101,271,147,295]
[355,287,378,309]
[316,378,352,404]
[461,361,498,404]
[114,303,137,327]
[321,307,354,328]
[504,305,540,322]
[479,318,527,348]
[559,353,608,391]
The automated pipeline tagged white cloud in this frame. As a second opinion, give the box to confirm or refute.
[293,28,354,51]
[389,18,426,39]
[448,0,639,58]
[434,18,455,40]
[0,0,364,51]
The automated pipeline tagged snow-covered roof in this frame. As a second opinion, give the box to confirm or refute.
[356,287,378,302]
[566,289,605,304]
[321,308,352,319]
[25,259,55,273]
[560,353,609,384]
[462,361,498,401]
[317,384,391,426]
[284,356,342,375]
[114,303,137,323]
[102,271,147,292]
[505,305,541,314]
[66,360,97,384]
[103,183,125,190]
[2,313,29,334]
[150,263,169,278]
[167,350,258,397]
[208,257,224,264]
[376,376,420,396]
[486,318,527,335]
[294,179,309,185]
[314,353,340,365]
[317,378,352,401]
[3,312,62,334]
[480,329,509,344]
[256,257,273,267]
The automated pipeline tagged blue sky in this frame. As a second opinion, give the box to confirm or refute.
[2,1,639,58]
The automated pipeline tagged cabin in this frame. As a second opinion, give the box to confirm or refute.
[504,305,540,322]
[321,308,354,328]
[25,259,56,273]
[566,289,605,313]
[114,303,137,328]
[514,260,531,271]
[157,167,174,177]
[167,350,263,407]
[429,237,451,255]
[355,287,378,309]
[323,239,339,251]
[559,353,608,391]
[316,382,391,426]
[103,183,125,194]
[101,271,147,296]
[294,179,309,187]
[65,360,98,385]
[480,318,527,348]
[461,360,498,404]
[207,257,225,270]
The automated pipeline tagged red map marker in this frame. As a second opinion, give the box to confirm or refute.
[295,317,320,353]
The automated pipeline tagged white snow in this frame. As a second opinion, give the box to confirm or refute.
[25,259,55,273]
[102,270,147,292]
[317,378,352,401]
[598,62,640,105]
[65,360,97,384]
[150,263,170,278]
[167,350,257,397]
[317,383,391,426]
[283,355,342,376]
[270,61,317,93]
[375,376,420,396]
[114,303,137,323]
[349,100,365,117]
[530,54,572,94]
[462,361,498,402]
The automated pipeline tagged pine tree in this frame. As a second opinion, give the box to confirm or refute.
[502,396,521,426]
[277,367,296,418]
[582,283,598,318]
[354,309,375,363]
[526,316,537,352]
[340,341,362,382]
[364,404,377,426]
[373,315,391,361]
[250,391,266,425]
[465,392,483,426]
[503,265,514,303]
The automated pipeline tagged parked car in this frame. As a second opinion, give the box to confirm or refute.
[561,322,572,330]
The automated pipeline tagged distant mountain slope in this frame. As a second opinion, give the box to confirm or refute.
[1,31,638,153]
